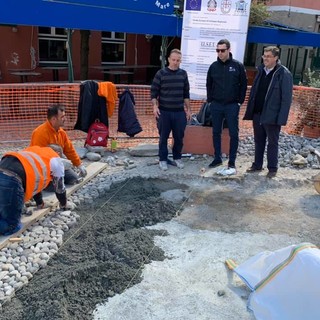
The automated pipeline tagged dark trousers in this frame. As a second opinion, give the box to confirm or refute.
[158,110,187,161]
[211,102,240,166]
[252,113,281,172]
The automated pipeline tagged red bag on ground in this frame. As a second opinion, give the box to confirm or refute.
[85,119,109,147]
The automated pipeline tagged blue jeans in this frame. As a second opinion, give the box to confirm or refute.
[210,102,240,166]
[158,110,187,161]
[0,172,24,234]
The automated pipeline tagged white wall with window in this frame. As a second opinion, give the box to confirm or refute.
[38,27,67,65]
[101,32,126,64]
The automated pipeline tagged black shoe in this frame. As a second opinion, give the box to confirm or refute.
[266,171,277,178]
[228,163,235,168]
[209,159,223,168]
[167,159,177,166]
[246,166,263,173]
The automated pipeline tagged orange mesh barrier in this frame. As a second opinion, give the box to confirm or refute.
[0,83,319,146]
[0,83,81,143]
[287,86,320,139]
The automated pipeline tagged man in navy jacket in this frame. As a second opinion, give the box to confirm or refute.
[243,46,293,178]
[151,49,191,171]
[206,39,247,174]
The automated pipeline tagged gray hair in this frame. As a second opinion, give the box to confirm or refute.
[48,144,63,157]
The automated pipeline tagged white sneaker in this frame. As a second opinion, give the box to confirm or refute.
[174,159,184,169]
[216,167,227,175]
[216,167,237,176]
[159,161,168,171]
[221,167,236,176]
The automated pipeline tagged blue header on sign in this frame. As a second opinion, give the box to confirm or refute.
[49,0,174,15]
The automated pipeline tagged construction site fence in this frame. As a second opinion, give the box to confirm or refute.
[0,83,319,148]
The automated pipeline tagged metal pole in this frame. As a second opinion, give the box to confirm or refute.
[67,29,74,83]
[161,36,168,69]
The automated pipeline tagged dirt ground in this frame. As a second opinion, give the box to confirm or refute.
[179,172,320,243]
[1,157,320,319]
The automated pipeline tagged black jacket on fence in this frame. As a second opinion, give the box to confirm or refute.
[74,80,109,132]
[118,89,142,137]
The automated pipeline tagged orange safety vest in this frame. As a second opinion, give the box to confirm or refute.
[5,146,59,201]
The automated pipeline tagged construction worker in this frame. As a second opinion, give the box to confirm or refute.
[0,146,68,236]
[30,105,87,188]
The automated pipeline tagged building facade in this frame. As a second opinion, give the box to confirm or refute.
[268,0,320,33]
[0,26,174,84]
[246,0,320,84]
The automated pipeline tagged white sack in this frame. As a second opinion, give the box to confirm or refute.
[234,243,320,320]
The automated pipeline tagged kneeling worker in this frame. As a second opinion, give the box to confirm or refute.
[0,146,69,236]
[30,105,87,186]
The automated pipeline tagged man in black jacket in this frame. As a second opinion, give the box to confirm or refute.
[243,46,293,178]
[206,39,247,174]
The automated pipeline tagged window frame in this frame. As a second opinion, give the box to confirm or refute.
[101,31,126,65]
[38,27,68,66]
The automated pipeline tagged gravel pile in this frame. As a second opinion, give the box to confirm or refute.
[238,133,320,168]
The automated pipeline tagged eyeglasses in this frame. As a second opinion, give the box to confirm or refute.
[216,49,227,53]
[262,55,275,59]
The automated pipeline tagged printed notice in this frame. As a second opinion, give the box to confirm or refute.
[181,0,252,100]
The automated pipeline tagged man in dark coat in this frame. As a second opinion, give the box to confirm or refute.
[243,46,293,178]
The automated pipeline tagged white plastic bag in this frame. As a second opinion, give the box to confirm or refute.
[233,243,320,320]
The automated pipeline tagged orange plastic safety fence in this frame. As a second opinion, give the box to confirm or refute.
[0,83,81,143]
[287,86,320,139]
[0,83,319,146]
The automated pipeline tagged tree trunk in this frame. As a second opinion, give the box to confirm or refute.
[80,30,90,80]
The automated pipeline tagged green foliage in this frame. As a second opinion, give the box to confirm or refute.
[249,2,270,26]
[174,0,183,17]
[305,68,320,88]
